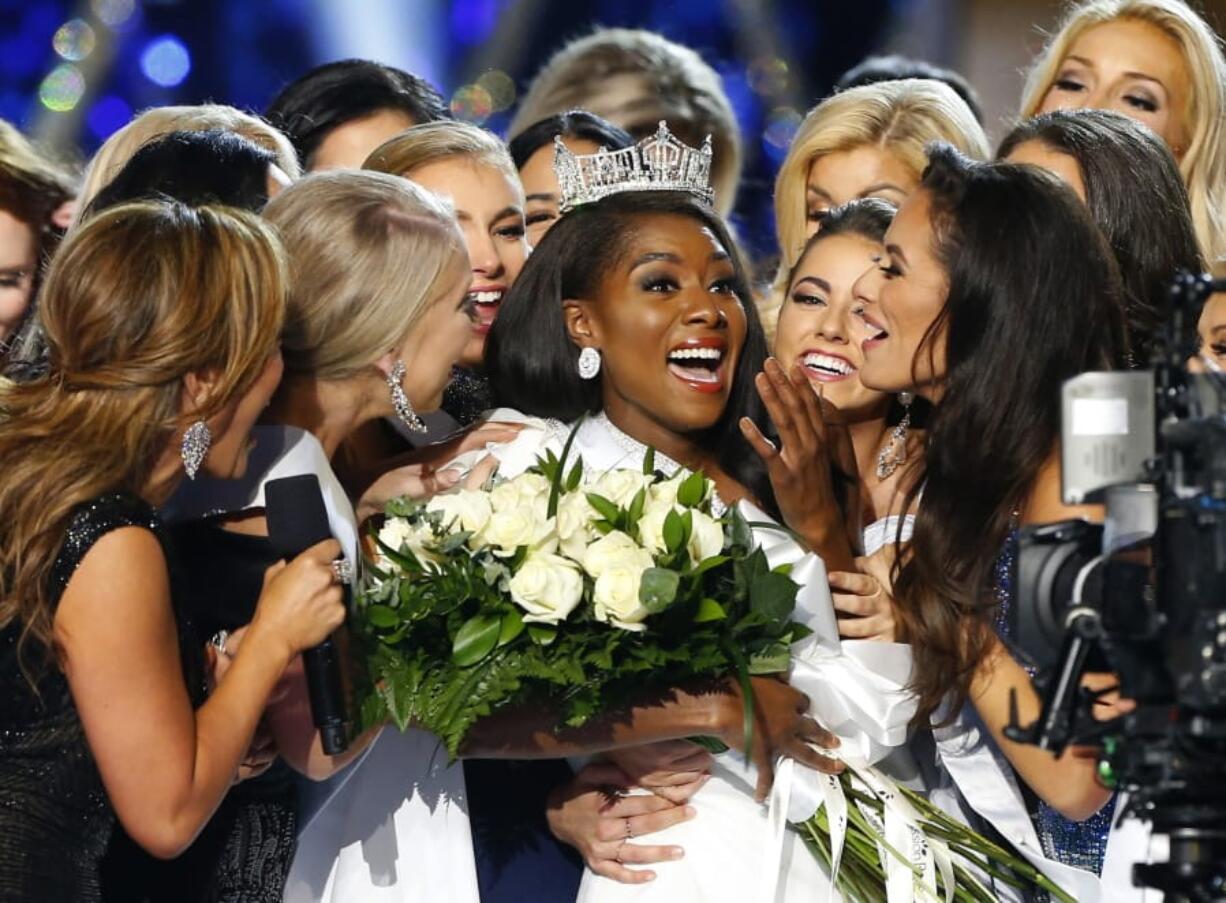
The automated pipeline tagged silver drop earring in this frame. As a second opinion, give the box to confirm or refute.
[181,420,212,480]
[387,359,427,433]
[875,392,913,480]
[577,347,601,380]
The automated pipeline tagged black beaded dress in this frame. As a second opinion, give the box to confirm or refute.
[0,491,201,902]
[100,518,298,903]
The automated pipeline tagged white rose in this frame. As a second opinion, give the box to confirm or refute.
[589,469,652,509]
[507,552,584,624]
[556,492,598,562]
[425,489,493,535]
[377,516,415,551]
[581,530,653,579]
[648,472,685,508]
[636,501,674,556]
[481,507,557,556]
[687,509,725,564]
[489,471,551,515]
[376,517,439,570]
[593,565,651,631]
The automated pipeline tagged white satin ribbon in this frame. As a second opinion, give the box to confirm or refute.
[740,502,927,903]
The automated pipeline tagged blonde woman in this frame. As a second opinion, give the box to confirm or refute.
[764,78,988,336]
[162,169,483,902]
[1020,0,1226,262]
[0,201,344,900]
[508,27,742,215]
[73,103,300,224]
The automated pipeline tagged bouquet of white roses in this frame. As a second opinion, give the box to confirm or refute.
[354,433,1075,903]
[354,439,807,757]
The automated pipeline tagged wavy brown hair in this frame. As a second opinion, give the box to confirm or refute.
[893,146,1127,726]
[0,201,287,679]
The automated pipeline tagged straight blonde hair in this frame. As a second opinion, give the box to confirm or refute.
[73,104,300,225]
[262,169,468,380]
[363,119,517,183]
[1020,0,1226,263]
[507,27,742,215]
[0,202,286,674]
[762,80,988,340]
[773,80,989,276]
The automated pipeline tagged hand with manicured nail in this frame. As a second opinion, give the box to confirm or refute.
[739,357,859,571]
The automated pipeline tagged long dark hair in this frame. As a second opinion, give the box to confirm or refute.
[507,110,634,169]
[264,59,449,169]
[998,109,1204,365]
[486,190,777,515]
[896,145,1128,726]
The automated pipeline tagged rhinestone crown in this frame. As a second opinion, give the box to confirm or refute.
[554,120,715,213]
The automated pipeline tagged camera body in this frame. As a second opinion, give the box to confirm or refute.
[1007,274,1226,900]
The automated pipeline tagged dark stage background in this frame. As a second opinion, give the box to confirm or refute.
[6,0,1224,255]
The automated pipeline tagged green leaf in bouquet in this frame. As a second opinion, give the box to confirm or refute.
[497,609,525,647]
[662,508,686,554]
[639,567,681,613]
[626,487,646,530]
[376,651,423,731]
[750,570,798,622]
[452,613,502,666]
[642,446,656,475]
[548,419,584,518]
[528,624,557,646]
[374,535,431,577]
[687,735,730,754]
[566,458,584,492]
[693,597,727,623]
[383,497,423,519]
[748,641,791,675]
[365,604,400,629]
[676,469,707,508]
[729,507,754,551]
[585,492,622,526]
[689,554,730,578]
[438,530,475,555]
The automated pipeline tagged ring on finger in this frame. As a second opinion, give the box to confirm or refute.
[624,817,634,839]
[209,629,230,657]
[614,838,628,863]
[330,557,354,586]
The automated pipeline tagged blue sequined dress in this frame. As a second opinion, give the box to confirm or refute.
[993,530,1116,874]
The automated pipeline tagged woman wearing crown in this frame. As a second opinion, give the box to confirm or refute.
[446,126,890,902]
[287,125,851,903]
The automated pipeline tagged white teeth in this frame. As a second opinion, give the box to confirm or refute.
[666,347,723,362]
[802,353,854,375]
[470,290,502,304]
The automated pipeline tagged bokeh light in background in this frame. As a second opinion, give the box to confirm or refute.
[140,35,191,87]
[52,18,96,61]
[3,0,908,255]
[38,64,86,112]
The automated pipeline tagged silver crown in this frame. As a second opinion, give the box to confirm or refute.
[554,120,715,213]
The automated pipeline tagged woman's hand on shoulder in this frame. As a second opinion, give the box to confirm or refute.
[547,763,691,884]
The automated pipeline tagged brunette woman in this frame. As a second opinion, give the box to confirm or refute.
[0,201,344,900]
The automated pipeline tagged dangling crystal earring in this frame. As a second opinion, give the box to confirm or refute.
[387,359,427,433]
[181,420,212,480]
[875,392,913,479]
[577,347,601,380]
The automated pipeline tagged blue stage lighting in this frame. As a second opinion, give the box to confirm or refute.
[140,35,191,87]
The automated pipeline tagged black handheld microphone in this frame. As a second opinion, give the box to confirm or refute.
[265,474,350,755]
